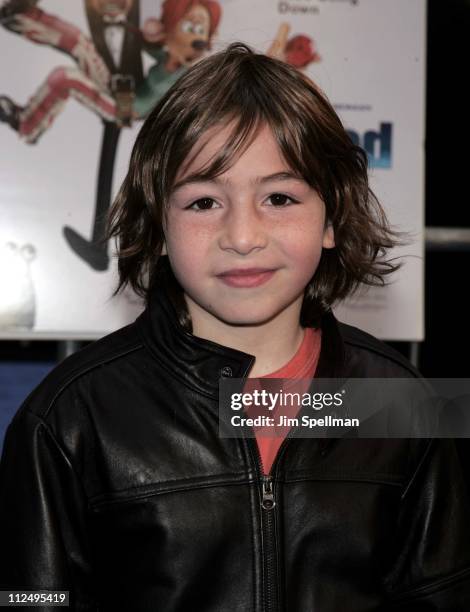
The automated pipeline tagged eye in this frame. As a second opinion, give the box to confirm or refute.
[181,20,194,33]
[186,197,218,211]
[183,193,300,212]
[266,193,300,207]
[194,23,205,35]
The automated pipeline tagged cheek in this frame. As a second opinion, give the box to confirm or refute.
[164,219,211,276]
[278,223,326,274]
[291,245,323,283]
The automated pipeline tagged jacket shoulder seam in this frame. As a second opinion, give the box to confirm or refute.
[27,410,85,474]
[13,408,91,508]
[45,341,143,419]
[400,438,435,500]
[339,324,420,378]
[27,334,144,420]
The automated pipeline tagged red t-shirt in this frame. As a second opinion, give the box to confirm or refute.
[243,326,322,475]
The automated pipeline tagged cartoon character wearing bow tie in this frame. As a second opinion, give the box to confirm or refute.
[0,0,221,142]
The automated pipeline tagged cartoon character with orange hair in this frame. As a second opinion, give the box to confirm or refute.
[134,0,221,118]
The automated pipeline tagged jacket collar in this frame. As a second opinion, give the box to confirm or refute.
[136,283,347,398]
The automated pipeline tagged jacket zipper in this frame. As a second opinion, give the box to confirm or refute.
[261,472,277,611]
[248,437,279,612]
[248,400,329,612]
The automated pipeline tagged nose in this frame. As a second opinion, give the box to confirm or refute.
[191,39,208,51]
[218,201,268,255]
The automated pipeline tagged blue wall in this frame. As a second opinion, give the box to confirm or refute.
[0,362,55,454]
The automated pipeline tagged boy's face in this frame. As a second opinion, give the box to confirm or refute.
[162,122,335,332]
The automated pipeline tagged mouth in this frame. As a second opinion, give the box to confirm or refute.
[216,268,277,288]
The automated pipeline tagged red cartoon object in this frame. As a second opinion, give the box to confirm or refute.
[285,34,321,69]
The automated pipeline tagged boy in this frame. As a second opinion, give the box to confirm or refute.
[1,42,470,611]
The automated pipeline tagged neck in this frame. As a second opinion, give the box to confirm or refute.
[185,295,305,377]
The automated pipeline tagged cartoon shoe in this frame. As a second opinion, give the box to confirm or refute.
[0,95,22,131]
[0,0,38,22]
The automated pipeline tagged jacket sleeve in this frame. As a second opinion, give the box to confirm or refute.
[383,438,470,610]
[0,406,98,611]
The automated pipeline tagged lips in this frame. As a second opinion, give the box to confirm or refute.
[216,268,277,288]
[219,268,274,276]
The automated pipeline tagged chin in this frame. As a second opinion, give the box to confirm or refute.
[213,305,282,327]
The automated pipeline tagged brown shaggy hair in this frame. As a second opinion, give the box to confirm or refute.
[107,42,405,331]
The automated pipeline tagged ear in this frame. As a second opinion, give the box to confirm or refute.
[322,222,335,249]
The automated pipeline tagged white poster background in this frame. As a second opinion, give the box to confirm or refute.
[0,0,425,340]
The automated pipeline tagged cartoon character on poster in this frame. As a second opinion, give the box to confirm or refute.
[0,0,223,139]
[0,0,321,300]
[0,242,36,330]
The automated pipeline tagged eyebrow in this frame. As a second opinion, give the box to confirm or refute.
[171,171,305,193]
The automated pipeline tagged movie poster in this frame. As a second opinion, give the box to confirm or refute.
[0,0,425,340]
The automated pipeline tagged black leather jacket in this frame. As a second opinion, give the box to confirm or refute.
[1,286,470,611]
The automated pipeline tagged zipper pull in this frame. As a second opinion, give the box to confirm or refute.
[261,475,276,510]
